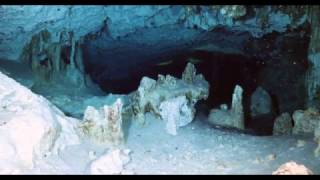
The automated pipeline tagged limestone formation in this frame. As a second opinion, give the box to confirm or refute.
[292,108,320,135]
[314,121,320,157]
[131,63,209,134]
[79,98,124,146]
[272,161,313,175]
[273,112,293,135]
[159,96,193,135]
[208,85,244,130]
[0,71,80,172]
[250,87,273,118]
[90,149,131,175]
[20,29,92,90]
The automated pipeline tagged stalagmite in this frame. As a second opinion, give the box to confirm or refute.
[131,63,209,134]
[208,85,245,130]
[79,98,124,146]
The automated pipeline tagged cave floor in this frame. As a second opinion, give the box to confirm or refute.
[28,112,320,174]
[1,61,320,174]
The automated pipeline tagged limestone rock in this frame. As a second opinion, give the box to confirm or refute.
[292,108,320,135]
[159,96,193,135]
[90,149,131,175]
[314,121,320,157]
[131,63,209,133]
[79,98,124,146]
[272,161,313,175]
[250,87,273,118]
[0,71,80,172]
[273,112,293,135]
[208,85,244,130]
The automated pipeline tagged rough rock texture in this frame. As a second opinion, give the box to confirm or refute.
[131,63,209,129]
[159,96,193,135]
[0,70,80,172]
[0,5,308,61]
[90,149,131,175]
[314,121,320,157]
[250,87,273,118]
[208,85,244,130]
[272,161,313,175]
[273,112,293,135]
[79,98,124,146]
[19,29,93,90]
[292,108,320,135]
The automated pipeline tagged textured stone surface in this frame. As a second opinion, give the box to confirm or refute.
[314,121,320,157]
[79,98,124,146]
[208,85,244,130]
[272,161,313,175]
[159,96,193,135]
[292,108,320,135]
[0,70,80,172]
[273,112,293,135]
[131,63,209,131]
[90,148,131,175]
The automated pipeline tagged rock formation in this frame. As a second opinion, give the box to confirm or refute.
[20,29,97,92]
[208,85,244,130]
[159,96,193,135]
[292,108,320,135]
[131,63,209,134]
[0,71,80,172]
[79,98,124,146]
[314,121,320,157]
[272,161,313,175]
[273,112,293,135]
[90,149,131,175]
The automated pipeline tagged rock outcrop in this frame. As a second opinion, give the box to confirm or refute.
[90,149,131,175]
[208,85,244,130]
[292,108,320,135]
[79,98,124,146]
[0,71,80,173]
[131,63,209,134]
[273,112,293,135]
[272,161,313,175]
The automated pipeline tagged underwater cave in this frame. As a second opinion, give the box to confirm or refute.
[0,5,319,175]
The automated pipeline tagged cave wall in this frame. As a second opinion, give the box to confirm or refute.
[0,5,319,110]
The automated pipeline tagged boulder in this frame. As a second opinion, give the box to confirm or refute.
[90,149,131,175]
[273,112,293,135]
[272,161,313,175]
[292,108,320,135]
[0,71,80,173]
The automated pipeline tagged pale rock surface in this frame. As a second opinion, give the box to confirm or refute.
[292,108,320,135]
[273,112,293,135]
[79,98,124,146]
[159,96,193,135]
[208,85,244,130]
[272,161,313,175]
[90,149,131,175]
[131,63,209,133]
[0,71,80,173]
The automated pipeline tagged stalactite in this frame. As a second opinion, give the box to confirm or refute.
[20,29,89,90]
